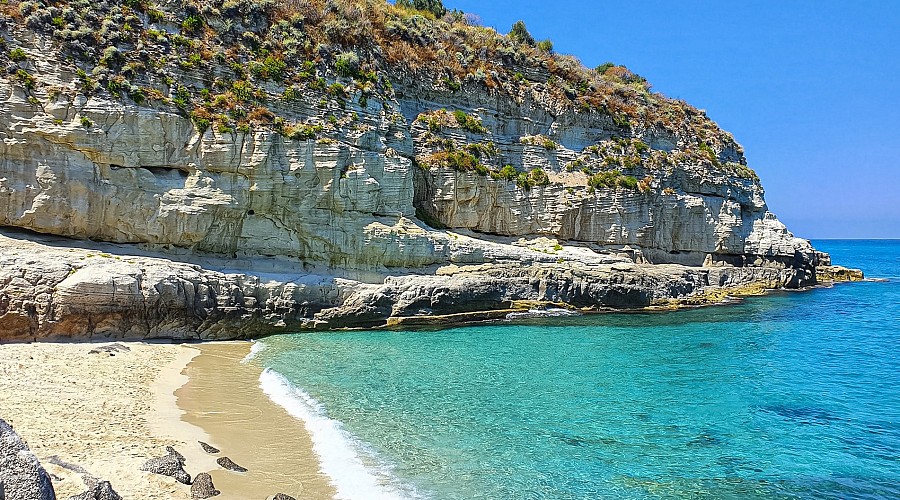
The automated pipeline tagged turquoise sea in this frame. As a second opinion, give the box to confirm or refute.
[254,240,900,499]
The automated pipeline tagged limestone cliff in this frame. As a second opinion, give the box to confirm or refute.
[0,0,839,339]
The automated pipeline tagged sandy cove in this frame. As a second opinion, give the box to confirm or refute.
[0,341,334,500]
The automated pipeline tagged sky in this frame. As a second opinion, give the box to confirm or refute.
[444,0,900,238]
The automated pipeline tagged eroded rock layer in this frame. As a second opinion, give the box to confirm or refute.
[0,1,837,338]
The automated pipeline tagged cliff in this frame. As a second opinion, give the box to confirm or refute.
[0,0,838,339]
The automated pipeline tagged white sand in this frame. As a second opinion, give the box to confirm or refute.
[0,342,199,499]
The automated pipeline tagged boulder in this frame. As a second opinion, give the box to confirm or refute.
[190,473,219,499]
[215,457,247,473]
[139,449,191,485]
[0,419,56,500]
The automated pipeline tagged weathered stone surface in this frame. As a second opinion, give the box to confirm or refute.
[817,265,865,283]
[0,229,831,339]
[215,457,247,473]
[268,494,296,500]
[0,419,56,500]
[190,473,220,499]
[139,450,190,485]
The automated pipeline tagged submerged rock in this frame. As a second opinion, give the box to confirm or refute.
[190,473,220,499]
[216,457,247,473]
[139,450,191,485]
[0,419,56,500]
[198,442,220,454]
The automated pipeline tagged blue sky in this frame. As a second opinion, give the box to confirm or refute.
[444,0,900,238]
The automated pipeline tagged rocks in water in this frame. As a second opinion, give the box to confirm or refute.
[817,265,865,283]
[87,344,131,355]
[139,449,191,485]
[216,457,247,473]
[67,481,121,500]
[0,418,56,500]
[189,473,220,499]
[198,442,220,454]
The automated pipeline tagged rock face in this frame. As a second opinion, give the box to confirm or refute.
[0,419,56,500]
[0,0,850,339]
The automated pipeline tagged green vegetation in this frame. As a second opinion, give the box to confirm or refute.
[395,0,447,18]
[536,39,553,54]
[283,123,324,140]
[520,135,557,150]
[588,170,639,190]
[335,51,360,78]
[0,0,746,182]
[452,110,488,134]
[181,15,203,34]
[509,20,535,45]
[528,167,550,186]
[80,116,93,128]
[9,47,27,62]
[13,69,35,90]
[495,164,518,180]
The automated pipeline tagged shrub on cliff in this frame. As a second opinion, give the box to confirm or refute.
[395,0,447,18]
[588,171,639,190]
[509,20,535,46]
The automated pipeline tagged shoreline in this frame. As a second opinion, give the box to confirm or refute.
[176,342,336,500]
[0,341,334,499]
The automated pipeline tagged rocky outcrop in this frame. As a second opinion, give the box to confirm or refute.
[0,230,816,339]
[0,419,56,500]
[0,0,856,339]
[817,265,865,283]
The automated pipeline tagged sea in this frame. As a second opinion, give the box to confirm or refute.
[250,240,900,500]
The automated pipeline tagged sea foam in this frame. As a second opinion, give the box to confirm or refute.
[241,340,267,363]
[259,369,420,500]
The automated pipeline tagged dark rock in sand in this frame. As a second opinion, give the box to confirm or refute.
[269,494,296,500]
[139,450,191,485]
[0,418,56,500]
[165,446,186,465]
[215,457,247,473]
[190,473,220,499]
[87,344,130,355]
[198,442,219,454]
[67,481,121,500]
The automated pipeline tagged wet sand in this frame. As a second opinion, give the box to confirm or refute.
[177,342,336,500]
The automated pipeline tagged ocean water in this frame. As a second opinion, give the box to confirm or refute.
[255,240,900,500]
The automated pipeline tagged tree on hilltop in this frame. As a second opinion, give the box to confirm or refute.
[395,0,447,17]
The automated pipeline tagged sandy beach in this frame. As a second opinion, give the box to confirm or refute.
[0,341,333,500]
